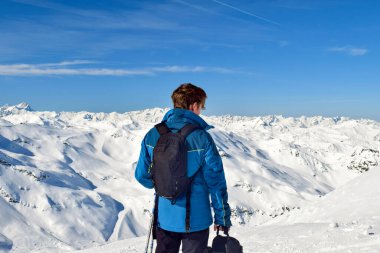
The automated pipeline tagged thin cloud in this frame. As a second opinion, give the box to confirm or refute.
[0,64,150,76]
[12,0,106,18]
[151,66,235,74]
[0,61,236,76]
[278,40,290,47]
[329,46,368,56]
[269,0,342,10]
[173,0,216,14]
[210,0,281,26]
[13,0,180,31]
[36,60,97,67]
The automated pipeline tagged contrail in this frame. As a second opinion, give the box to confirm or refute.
[210,0,281,26]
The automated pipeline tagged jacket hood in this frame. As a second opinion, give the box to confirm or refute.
[162,108,213,130]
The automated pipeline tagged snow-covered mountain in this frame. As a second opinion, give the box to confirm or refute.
[1,103,380,252]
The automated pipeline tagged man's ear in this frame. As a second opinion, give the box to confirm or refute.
[188,102,196,112]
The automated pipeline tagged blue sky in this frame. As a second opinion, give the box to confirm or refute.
[0,0,379,120]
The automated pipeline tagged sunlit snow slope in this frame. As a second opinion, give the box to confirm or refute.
[1,103,380,252]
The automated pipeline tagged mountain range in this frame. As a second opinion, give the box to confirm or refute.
[1,103,379,252]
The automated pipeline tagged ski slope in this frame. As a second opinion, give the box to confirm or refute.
[1,103,380,252]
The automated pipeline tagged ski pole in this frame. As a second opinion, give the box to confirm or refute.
[149,232,154,253]
[144,202,154,253]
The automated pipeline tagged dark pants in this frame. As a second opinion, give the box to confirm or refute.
[155,227,209,253]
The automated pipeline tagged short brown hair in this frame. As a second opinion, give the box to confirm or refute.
[171,83,207,109]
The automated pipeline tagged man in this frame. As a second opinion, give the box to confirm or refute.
[135,83,231,253]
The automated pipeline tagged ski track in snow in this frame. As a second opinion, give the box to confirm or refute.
[1,103,380,252]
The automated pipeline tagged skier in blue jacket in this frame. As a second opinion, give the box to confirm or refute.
[135,83,231,253]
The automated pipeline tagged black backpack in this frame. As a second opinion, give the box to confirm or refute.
[151,122,200,235]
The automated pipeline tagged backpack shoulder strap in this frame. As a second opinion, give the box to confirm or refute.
[154,122,170,135]
[180,124,201,231]
[179,124,200,138]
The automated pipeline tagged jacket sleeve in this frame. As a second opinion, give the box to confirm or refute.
[135,134,154,189]
[202,132,232,227]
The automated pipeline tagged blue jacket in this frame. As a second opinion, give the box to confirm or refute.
[135,108,232,232]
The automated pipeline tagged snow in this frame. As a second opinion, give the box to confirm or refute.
[70,166,380,253]
[1,103,380,252]
[275,165,380,225]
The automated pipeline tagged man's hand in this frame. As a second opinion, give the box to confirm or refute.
[214,224,230,235]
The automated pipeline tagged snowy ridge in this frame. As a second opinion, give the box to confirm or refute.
[0,103,32,117]
[275,164,380,224]
[1,104,380,252]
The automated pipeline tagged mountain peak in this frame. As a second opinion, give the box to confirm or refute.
[15,102,32,111]
[0,102,33,117]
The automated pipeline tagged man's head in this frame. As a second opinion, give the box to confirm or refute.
[171,83,207,115]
